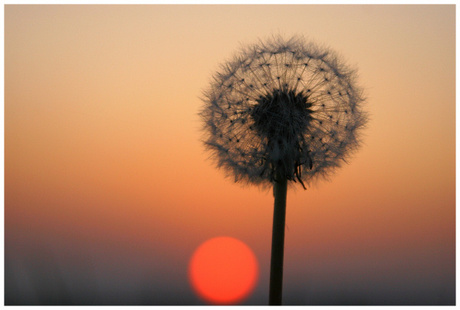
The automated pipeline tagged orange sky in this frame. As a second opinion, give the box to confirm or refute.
[5,4,455,305]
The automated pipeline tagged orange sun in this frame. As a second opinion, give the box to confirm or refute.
[188,236,259,305]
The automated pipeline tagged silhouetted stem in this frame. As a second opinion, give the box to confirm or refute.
[269,176,287,305]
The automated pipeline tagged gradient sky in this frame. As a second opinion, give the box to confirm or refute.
[5,4,455,305]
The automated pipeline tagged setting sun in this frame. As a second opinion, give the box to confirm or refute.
[188,236,259,304]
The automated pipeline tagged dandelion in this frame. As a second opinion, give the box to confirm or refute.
[200,35,367,305]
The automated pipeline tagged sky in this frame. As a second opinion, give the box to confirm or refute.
[4,4,456,305]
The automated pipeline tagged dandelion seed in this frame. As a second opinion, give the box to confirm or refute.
[200,35,368,305]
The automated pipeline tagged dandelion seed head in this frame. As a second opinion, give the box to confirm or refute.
[201,35,368,188]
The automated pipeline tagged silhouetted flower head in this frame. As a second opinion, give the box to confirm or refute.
[201,35,367,188]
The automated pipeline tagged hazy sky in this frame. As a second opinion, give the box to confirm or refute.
[5,4,455,305]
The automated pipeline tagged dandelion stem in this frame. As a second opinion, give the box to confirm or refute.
[269,175,288,305]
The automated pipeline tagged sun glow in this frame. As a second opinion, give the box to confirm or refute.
[188,236,259,305]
